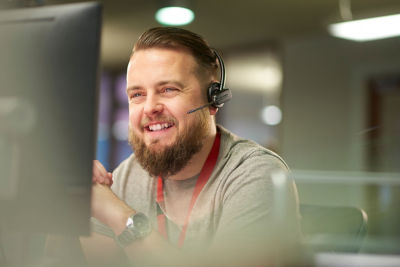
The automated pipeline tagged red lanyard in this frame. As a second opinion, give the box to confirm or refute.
[156,132,221,248]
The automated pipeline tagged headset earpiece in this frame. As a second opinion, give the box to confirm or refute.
[208,82,222,107]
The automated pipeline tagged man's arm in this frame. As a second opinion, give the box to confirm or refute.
[82,163,181,266]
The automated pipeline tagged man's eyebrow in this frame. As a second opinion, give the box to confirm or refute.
[157,80,185,88]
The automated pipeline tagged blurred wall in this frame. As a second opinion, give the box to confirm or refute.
[280,35,400,172]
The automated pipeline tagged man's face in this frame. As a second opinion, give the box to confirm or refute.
[126,48,212,177]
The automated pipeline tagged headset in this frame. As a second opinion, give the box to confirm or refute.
[187,50,232,114]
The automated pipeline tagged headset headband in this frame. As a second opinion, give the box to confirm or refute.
[213,49,225,90]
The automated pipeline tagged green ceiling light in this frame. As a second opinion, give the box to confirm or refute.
[155,1,195,26]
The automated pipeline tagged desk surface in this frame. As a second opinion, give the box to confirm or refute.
[315,252,400,267]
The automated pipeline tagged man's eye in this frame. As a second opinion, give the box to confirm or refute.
[129,92,143,99]
[164,88,176,92]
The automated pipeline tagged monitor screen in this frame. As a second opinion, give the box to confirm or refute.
[0,2,101,235]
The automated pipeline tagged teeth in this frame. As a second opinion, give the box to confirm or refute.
[149,123,171,131]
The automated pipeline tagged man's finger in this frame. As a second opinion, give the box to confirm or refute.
[92,160,113,185]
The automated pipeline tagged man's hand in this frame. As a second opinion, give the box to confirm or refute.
[92,160,113,186]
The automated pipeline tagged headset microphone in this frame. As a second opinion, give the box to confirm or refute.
[187,103,210,114]
[187,50,232,114]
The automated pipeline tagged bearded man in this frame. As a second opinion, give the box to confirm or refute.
[79,27,302,266]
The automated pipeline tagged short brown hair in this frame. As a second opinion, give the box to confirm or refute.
[132,27,218,79]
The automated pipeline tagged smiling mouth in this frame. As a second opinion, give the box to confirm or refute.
[146,122,174,132]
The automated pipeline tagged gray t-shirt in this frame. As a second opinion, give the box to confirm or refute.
[92,125,300,250]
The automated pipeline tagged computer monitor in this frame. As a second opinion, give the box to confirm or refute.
[0,2,101,235]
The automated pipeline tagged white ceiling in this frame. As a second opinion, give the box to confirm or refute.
[47,0,400,69]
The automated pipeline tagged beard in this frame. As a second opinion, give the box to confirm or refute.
[129,110,210,178]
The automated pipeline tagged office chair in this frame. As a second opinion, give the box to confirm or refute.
[300,204,368,253]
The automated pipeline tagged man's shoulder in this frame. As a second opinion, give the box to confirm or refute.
[218,125,288,170]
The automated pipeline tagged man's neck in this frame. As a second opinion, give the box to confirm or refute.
[167,126,217,181]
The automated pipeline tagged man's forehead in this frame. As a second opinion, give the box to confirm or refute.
[127,48,199,77]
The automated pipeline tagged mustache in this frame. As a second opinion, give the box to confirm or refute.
[140,115,178,127]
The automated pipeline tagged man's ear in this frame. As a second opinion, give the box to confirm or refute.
[209,106,218,115]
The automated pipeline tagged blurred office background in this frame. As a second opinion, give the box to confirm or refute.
[3,0,400,257]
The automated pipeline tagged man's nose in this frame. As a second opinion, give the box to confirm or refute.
[143,93,163,116]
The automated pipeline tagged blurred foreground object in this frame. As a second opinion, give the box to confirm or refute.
[0,2,101,266]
